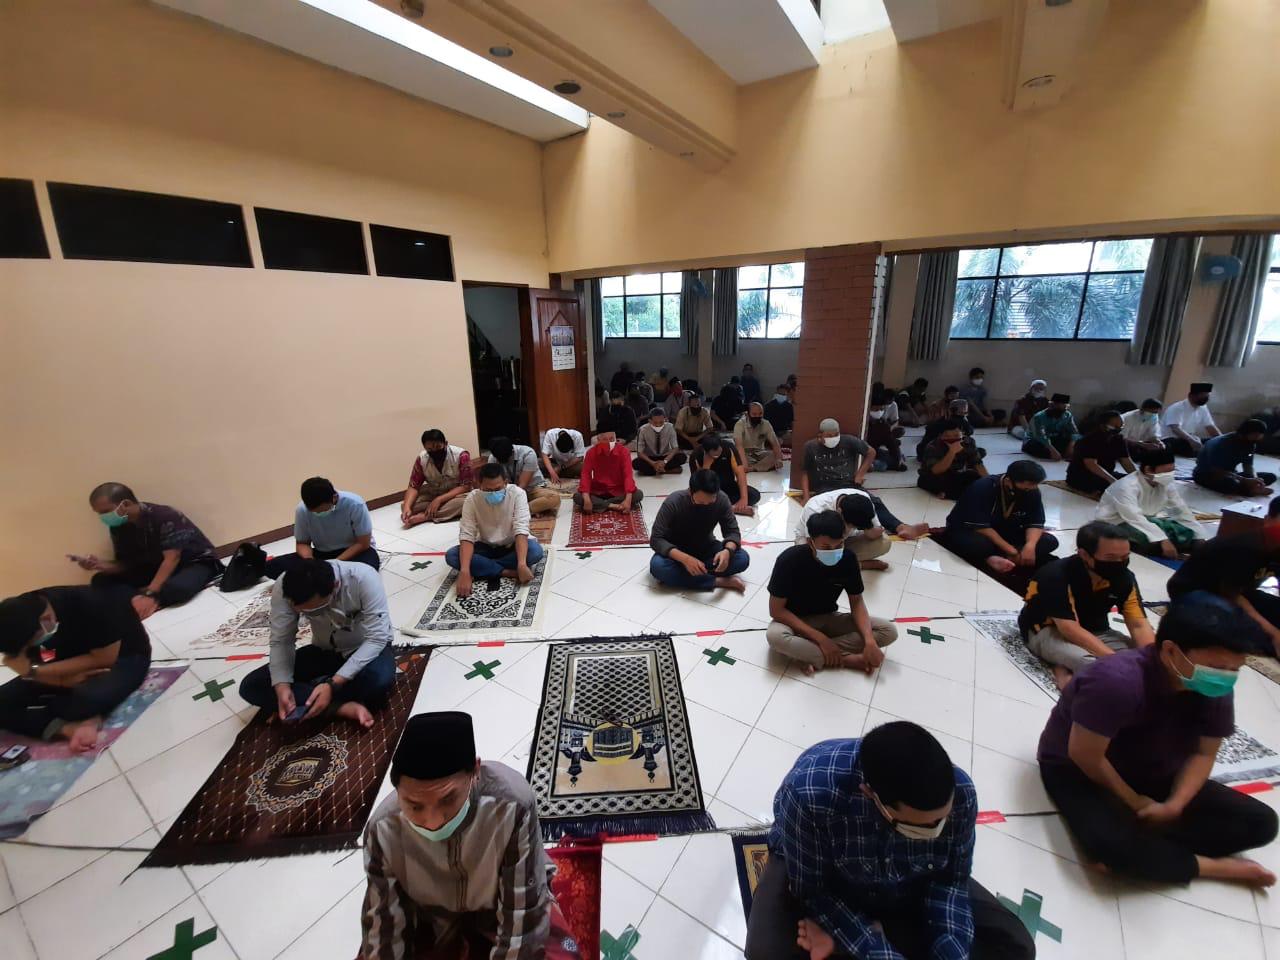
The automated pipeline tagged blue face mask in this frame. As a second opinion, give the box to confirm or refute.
[773,394,789,404]
[815,546,844,567]
[100,506,129,528]
[1173,647,1237,698]
[404,797,471,842]
[313,504,335,517]
[483,489,506,506]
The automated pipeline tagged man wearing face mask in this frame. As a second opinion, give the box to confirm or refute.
[1119,398,1165,455]
[1066,411,1136,494]
[264,477,378,581]
[75,482,221,620]
[734,401,783,472]
[487,436,560,517]
[957,367,1005,427]
[795,487,929,571]
[762,383,795,446]
[1192,419,1277,497]
[1019,521,1155,690]
[0,586,151,752]
[864,389,908,472]
[1007,379,1050,441]
[402,429,472,527]
[446,463,544,599]
[1160,382,1221,456]
[1097,447,1205,560]
[943,460,1059,574]
[765,510,897,675]
[800,419,875,503]
[649,469,749,593]
[572,431,643,514]
[1037,592,1278,889]
[239,557,395,729]
[746,720,1034,960]
[918,420,989,500]
[362,711,581,959]
[675,391,721,449]
[1021,394,1078,461]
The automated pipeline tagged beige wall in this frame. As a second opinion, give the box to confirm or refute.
[0,0,550,592]
[543,0,1280,273]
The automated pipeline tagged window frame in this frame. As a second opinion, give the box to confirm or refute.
[736,262,805,340]
[599,273,682,340]
[1257,235,1280,346]
[951,239,1151,342]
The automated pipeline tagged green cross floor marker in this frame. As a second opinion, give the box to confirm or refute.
[575,551,594,560]
[465,659,501,680]
[410,560,432,571]
[997,888,1062,943]
[600,925,641,960]
[146,918,218,960]
[907,626,945,644]
[192,679,234,703]
[703,646,736,666]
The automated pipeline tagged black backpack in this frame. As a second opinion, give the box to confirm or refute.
[220,542,267,592]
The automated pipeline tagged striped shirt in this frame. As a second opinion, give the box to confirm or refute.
[770,739,977,960]
[361,761,552,959]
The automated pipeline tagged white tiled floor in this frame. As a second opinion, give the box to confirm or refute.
[2,429,1278,958]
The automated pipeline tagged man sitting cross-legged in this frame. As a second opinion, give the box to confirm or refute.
[572,431,644,513]
[633,407,688,476]
[1019,521,1156,690]
[1066,410,1135,495]
[1161,382,1220,457]
[1193,419,1276,497]
[944,460,1059,574]
[0,586,151,753]
[239,558,395,729]
[734,401,784,473]
[540,427,585,485]
[487,436,560,516]
[649,469,749,594]
[265,476,379,580]
[1022,393,1078,462]
[1120,399,1165,456]
[691,434,758,516]
[362,711,582,959]
[402,429,472,527]
[1037,592,1278,890]
[795,487,928,572]
[745,720,1034,960]
[1096,446,1205,560]
[918,419,988,501]
[800,418,874,502]
[766,510,898,675]
[445,464,545,598]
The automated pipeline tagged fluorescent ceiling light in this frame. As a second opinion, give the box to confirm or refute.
[295,0,589,127]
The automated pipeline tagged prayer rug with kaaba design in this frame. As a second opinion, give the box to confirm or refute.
[731,831,772,922]
[527,636,715,840]
[565,508,649,549]
[142,648,430,867]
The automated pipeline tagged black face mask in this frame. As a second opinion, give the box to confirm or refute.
[749,416,763,427]
[1048,408,1065,418]
[1091,558,1130,582]
[1105,426,1121,435]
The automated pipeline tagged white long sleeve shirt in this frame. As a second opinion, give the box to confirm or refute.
[1097,471,1205,544]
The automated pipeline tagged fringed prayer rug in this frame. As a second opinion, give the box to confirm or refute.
[565,508,649,549]
[400,552,553,637]
[527,636,715,840]
[964,612,1280,784]
[529,512,558,545]
[731,831,772,922]
[549,840,602,960]
[0,665,187,838]
[191,586,311,649]
[1043,479,1100,502]
[142,648,430,866]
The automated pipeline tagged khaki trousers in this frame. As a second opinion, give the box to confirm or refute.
[526,485,561,516]
[766,612,898,667]
[744,448,779,473]
[411,484,465,522]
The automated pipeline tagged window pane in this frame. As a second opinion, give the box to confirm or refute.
[626,295,660,336]
[737,288,768,337]
[602,297,624,339]
[1257,276,1280,343]
[1091,238,1153,272]
[662,271,682,293]
[950,278,995,337]
[767,288,803,338]
[990,275,1085,338]
[770,261,805,286]
[1270,237,1280,270]
[738,264,770,289]
[662,294,681,337]
[601,276,623,297]
[626,273,661,295]
[1079,274,1143,339]
[1000,242,1092,276]
[958,247,1001,278]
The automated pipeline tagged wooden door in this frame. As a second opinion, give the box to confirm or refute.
[521,287,589,442]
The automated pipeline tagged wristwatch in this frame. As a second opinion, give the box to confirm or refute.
[141,588,157,598]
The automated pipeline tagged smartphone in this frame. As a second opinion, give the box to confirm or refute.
[0,745,30,771]
[66,553,87,564]
[284,682,315,723]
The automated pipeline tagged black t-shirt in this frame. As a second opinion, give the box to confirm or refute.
[1070,431,1128,472]
[41,585,151,660]
[690,441,746,497]
[763,398,794,435]
[1168,530,1280,599]
[767,543,864,617]
[922,417,974,446]
[802,436,872,494]
[1019,555,1146,637]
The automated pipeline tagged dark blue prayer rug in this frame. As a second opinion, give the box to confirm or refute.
[731,831,772,922]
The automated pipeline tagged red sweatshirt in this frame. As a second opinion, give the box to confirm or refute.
[579,442,637,499]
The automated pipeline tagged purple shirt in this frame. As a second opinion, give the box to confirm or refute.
[1037,646,1233,784]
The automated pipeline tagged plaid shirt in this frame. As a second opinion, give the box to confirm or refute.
[769,739,977,960]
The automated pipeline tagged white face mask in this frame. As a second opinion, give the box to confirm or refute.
[1147,471,1176,488]
[971,378,984,387]
[871,791,947,840]
[1031,389,1046,399]
[823,436,841,449]
[608,440,617,451]
[869,410,885,420]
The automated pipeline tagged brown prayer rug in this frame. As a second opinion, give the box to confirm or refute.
[529,512,557,545]
[143,648,430,867]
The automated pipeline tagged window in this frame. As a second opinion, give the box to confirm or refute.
[1257,237,1280,345]
[737,261,804,339]
[255,207,367,275]
[0,179,49,259]
[370,224,454,281]
[950,238,1152,340]
[601,273,681,339]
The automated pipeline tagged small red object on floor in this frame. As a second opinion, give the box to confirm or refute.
[695,629,725,637]
[976,810,1007,824]
[476,640,506,648]
[1232,781,1273,795]
[602,834,659,843]
[225,653,267,661]
[893,616,931,623]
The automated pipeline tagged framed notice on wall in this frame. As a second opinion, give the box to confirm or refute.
[550,324,575,371]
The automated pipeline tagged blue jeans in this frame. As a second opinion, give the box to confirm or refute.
[445,538,544,578]
[650,542,750,591]
[238,645,397,713]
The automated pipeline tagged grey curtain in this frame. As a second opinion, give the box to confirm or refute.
[908,251,958,361]
[1206,234,1274,368]
[712,267,738,357]
[1128,236,1198,366]
[680,270,699,357]
[581,277,603,354]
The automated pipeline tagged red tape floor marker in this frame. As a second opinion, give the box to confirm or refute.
[976,811,1007,824]
[695,629,725,637]
[1232,781,1274,795]
[224,653,267,661]
[893,617,931,623]
[476,640,506,648]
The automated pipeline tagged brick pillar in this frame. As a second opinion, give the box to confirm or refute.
[792,243,887,459]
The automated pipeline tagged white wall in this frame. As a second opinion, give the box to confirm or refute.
[464,286,522,359]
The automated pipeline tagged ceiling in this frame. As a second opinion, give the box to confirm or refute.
[646,0,823,85]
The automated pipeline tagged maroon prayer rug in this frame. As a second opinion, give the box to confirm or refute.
[565,508,649,549]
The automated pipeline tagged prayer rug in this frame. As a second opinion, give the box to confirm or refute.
[191,586,310,649]
[400,552,553,638]
[1044,479,1100,503]
[0,665,187,838]
[530,512,558,546]
[731,831,772,922]
[1246,654,1280,687]
[565,508,649,549]
[555,479,581,499]
[143,648,430,866]
[549,840,602,960]
[964,612,1280,784]
[527,636,716,839]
